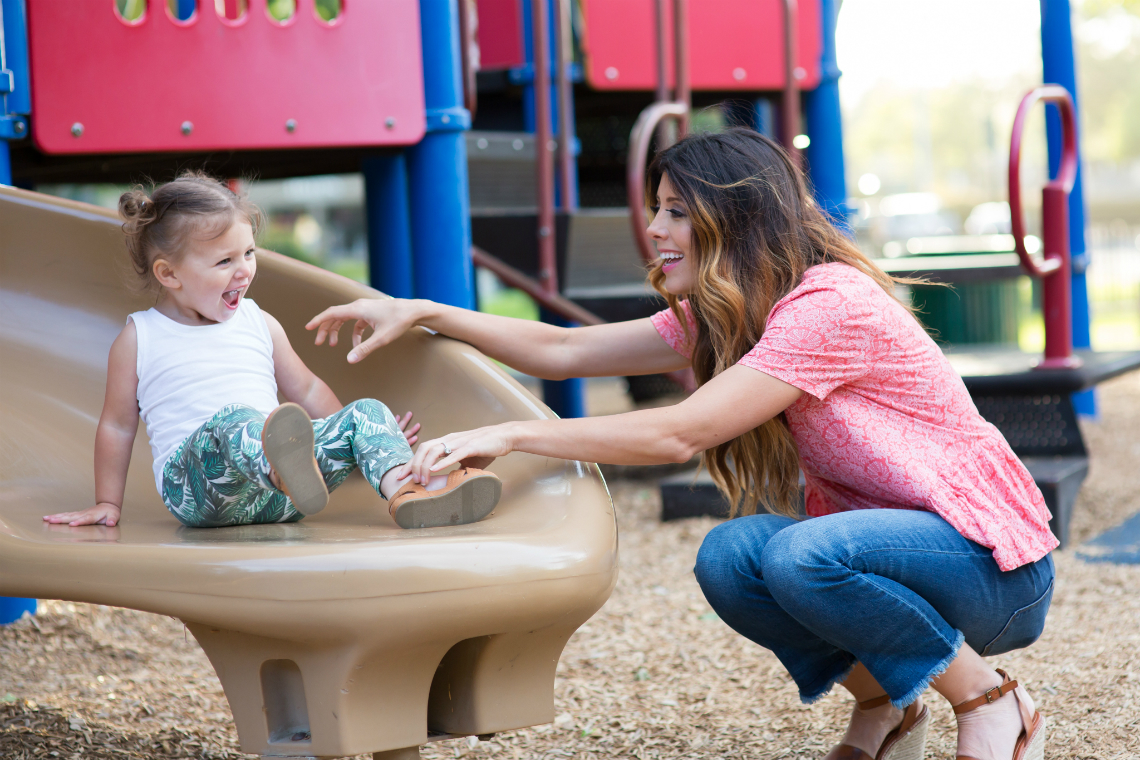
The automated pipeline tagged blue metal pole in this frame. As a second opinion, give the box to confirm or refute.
[1040,0,1095,415]
[802,0,849,232]
[407,0,475,309]
[0,0,36,626]
[362,154,415,298]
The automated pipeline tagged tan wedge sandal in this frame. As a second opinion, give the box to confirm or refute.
[389,467,502,529]
[262,403,329,516]
[824,695,929,760]
[954,669,1045,760]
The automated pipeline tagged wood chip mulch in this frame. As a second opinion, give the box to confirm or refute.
[2,372,1138,759]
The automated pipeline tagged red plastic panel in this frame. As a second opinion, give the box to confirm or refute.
[475,0,525,70]
[27,0,425,154]
[580,0,822,91]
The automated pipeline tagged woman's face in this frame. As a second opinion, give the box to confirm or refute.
[647,173,696,296]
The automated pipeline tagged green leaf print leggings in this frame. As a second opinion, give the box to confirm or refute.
[161,399,413,528]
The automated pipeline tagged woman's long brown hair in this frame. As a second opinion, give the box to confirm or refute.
[646,128,912,518]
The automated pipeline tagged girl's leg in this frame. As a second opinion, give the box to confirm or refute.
[162,405,299,527]
[310,399,414,496]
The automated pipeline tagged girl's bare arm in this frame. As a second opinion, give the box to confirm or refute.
[44,323,141,527]
[306,298,690,380]
[264,312,343,419]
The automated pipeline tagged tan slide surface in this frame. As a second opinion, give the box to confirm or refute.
[0,186,619,759]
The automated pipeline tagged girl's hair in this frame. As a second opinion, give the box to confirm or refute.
[119,171,263,291]
[645,127,915,519]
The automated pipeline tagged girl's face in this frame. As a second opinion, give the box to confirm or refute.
[647,173,696,296]
[153,220,257,325]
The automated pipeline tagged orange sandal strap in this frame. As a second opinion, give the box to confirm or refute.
[952,669,1018,715]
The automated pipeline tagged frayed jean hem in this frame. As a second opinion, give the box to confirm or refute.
[891,628,965,708]
[798,659,857,705]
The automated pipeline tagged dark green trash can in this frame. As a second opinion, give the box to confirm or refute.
[911,279,1020,345]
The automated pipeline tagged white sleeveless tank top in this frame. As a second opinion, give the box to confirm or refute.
[130,298,280,491]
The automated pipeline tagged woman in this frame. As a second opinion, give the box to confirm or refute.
[307,129,1054,760]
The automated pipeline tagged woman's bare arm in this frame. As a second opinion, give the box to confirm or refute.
[397,364,804,483]
[306,298,690,380]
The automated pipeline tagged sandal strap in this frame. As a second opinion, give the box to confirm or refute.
[857,694,892,710]
[952,669,1018,715]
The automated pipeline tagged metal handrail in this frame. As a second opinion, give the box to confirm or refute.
[531,0,558,294]
[457,0,478,119]
[472,247,604,326]
[627,0,691,265]
[554,0,576,212]
[780,0,801,162]
[1008,84,1080,368]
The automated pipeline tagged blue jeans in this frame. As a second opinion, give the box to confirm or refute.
[694,510,1055,708]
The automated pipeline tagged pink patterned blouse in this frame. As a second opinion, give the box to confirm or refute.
[650,262,1057,571]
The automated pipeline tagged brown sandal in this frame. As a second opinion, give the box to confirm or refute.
[389,467,502,529]
[824,695,929,760]
[262,403,329,516]
[954,669,1045,760]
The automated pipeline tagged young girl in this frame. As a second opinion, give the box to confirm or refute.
[44,172,500,531]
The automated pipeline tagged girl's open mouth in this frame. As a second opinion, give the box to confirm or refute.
[660,252,684,273]
[222,289,242,309]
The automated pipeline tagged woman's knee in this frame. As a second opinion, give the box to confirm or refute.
[694,514,796,604]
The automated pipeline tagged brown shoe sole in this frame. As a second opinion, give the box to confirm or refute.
[391,471,502,529]
[262,403,328,516]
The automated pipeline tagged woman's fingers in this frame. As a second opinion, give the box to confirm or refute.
[347,331,390,363]
[305,303,362,332]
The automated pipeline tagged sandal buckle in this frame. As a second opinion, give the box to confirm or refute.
[984,685,1002,703]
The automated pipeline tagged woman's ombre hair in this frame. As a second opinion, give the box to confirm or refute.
[646,127,911,518]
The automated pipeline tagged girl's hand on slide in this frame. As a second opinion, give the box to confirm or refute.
[396,425,514,485]
[397,410,421,447]
[43,503,121,527]
[305,298,416,364]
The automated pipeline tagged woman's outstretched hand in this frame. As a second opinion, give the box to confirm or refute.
[395,425,514,485]
[306,298,422,363]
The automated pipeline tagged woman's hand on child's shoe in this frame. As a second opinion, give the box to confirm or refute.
[43,503,122,527]
[397,411,421,446]
[396,424,515,485]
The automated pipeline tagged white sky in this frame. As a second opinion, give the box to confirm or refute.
[836,0,1044,105]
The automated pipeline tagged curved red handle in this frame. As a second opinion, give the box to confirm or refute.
[1008,85,1077,278]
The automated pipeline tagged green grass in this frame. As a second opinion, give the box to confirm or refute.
[480,288,539,321]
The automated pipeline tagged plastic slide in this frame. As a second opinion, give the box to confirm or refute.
[0,186,618,759]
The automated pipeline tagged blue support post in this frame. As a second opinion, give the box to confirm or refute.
[408,0,475,309]
[0,0,35,625]
[753,98,775,139]
[1040,0,1095,415]
[802,0,849,232]
[362,154,415,298]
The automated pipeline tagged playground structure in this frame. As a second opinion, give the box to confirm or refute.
[2,0,1140,756]
[0,185,618,759]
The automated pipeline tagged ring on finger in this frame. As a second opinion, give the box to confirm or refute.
[442,443,452,456]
